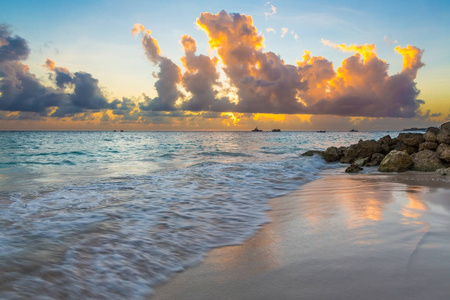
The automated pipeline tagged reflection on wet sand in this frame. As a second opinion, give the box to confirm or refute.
[152,173,450,300]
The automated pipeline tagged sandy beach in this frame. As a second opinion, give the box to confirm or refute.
[152,171,450,300]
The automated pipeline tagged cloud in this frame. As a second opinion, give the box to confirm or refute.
[0,26,66,114]
[1,11,430,125]
[281,27,288,38]
[45,59,114,116]
[264,2,277,19]
[180,35,235,112]
[302,40,425,117]
[197,11,307,114]
[132,23,161,64]
[132,25,182,111]
[321,39,377,62]
[266,28,276,34]
[383,36,398,45]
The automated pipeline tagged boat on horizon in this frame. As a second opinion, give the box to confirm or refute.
[252,127,263,132]
[317,130,326,133]
[349,129,359,132]
[272,129,281,132]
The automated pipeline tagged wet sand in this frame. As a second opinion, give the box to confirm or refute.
[152,172,450,300]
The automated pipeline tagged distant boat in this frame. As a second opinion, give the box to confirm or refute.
[252,127,263,132]
[272,129,281,132]
[317,130,326,133]
[349,129,359,132]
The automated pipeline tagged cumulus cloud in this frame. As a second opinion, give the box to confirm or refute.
[281,27,288,38]
[180,35,235,112]
[196,11,307,114]
[44,58,115,116]
[1,11,430,124]
[0,26,66,114]
[303,40,425,117]
[266,28,276,34]
[132,24,181,111]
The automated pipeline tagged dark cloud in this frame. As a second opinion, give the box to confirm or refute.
[139,57,181,111]
[0,25,29,62]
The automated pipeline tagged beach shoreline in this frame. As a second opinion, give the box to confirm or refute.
[151,171,450,300]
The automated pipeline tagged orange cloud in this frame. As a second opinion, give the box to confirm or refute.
[395,45,425,79]
[321,39,378,62]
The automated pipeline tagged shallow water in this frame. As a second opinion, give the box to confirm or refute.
[0,130,397,299]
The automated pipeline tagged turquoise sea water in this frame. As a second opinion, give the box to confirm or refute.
[0,131,398,299]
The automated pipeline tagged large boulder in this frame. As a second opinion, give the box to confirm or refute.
[322,146,342,162]
[376,135,396,154]
[419,141,438,151]
[394,142,418,155]
[340,139,383,164]
[366,153,385,166]
[441,122,450,132]
[411,150,444,171]
[424,127,439,142]
[436,143,450,163]
[437,129,450,145]
[378,150,413,172]
[397,133,424,147]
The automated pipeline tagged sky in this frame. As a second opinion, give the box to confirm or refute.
[0,0,449,131]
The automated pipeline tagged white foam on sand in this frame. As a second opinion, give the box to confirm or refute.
[152,172,450,300]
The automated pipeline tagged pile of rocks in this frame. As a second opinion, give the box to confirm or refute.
[303,122,450,174]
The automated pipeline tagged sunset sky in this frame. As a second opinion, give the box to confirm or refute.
[0,0,449,131]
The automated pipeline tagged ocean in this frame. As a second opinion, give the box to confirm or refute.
[0,130,398,299]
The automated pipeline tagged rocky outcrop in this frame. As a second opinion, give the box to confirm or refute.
[322,146,342,162]
[307,122,450,174]
[340,140,382,163]
[411,150,444,171]
[378,150,413,172]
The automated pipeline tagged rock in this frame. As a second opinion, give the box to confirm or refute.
[441,121,450,131]
[301,150,323,157]
[411,150,444,171]
[424,127,439,142]
[436,143,450,162]
[394,141,418,155]
[354,157,370,167]
[436,167,450,176]
[366,153,385,166]
[345,164,363,173]
[340,139,383,164]
[376,135,395,154]
[378,150,413,172]
[397,133,424,147]
[322,146,342,162]
[437,129,450,145]
[419,141,438,151]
